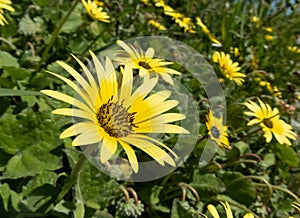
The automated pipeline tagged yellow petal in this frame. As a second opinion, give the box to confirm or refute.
[100,136,117,163]
[118,140,139,173]
[52,108,95,121]
[72,128,102,146]
[207,204,220,218]
[60,122,96,138]
[41,90,92,113]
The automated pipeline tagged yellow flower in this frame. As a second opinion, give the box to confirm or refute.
[81,0,110,23]
[244,98,297,145]
[140,0,150,5]
[206,109,230,150]
[212,51,245,86]
[0,0,14,26]
[41,52,189,173]
[251,16,260,23]
[265,35,274,41]
[204,201,254,218]
[288,46,300,53]
[148,19,166,31]
[196,17,222,45]
[93,0,104,6]
[230,47,240,57]
[264,27,273,32]
[115,40,181,85]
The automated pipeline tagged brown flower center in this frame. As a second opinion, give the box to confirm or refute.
[138,61,152,70]
[97,97,137,138]
[211,126,220,139]
[263,119,273,128]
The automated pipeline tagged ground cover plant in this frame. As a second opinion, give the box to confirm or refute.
[0,0,300,217]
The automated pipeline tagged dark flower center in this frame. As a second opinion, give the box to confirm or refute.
[263,119,273,128]
[97,97,137,138]
[138,61,152,70]
[211,126,220,139]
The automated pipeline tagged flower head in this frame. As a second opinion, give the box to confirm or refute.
[212,51,245,86]
[206,109,230,150]
[0,0,15,26]
[196,17,222,46]
[81,0,110,23]
[41,52,189,173]
[115,40,181,85]
[244,98,297,145]
[203,201,254,218]
[148,19,166,31]
[251,16,260,23]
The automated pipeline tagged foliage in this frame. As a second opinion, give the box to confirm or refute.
[0,0,299,217]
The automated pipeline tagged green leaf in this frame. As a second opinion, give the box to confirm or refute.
[0,183,10,211]
[171,199,197,218]
[61,5,83,34]
[273,144,299,167]
[0,88,41,97]
[92,210,114,218]
[79,161,119,209]
[0,51,19,69]
[219,172,256,206]
[18,15,44,36]
[262,153,276,168]
[4,66,31,80]
[0,112,66,178]
[190,172,226,196]
[74,183,85,218]
[32,0,50,6]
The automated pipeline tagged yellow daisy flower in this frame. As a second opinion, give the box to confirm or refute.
[148,19,166,31]
[81,0,110,23]
[202,201,254,218]
[115,40,181,85]
[251,16,260,23]
[196,17,222,46]
[0,0,14,26]
[244,98,297,145]
[41,51,189,173]
[206,109,230,150]
[212,51,246,86]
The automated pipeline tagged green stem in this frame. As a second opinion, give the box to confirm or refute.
[34,0,79,73]
[270,185,300,202]
[55,152,87,203]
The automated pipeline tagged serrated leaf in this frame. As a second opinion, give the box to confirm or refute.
[219,172,256,206]
[171,199,196,218]
[0,112,66,178]
[22,171,57,196]
[79,161,119,209]
[61,5,83,34]
[18,15,44,35]
[0,51,19,69]
[273,144,299,167]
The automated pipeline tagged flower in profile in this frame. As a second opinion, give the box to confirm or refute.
[265,35,274,41]
[244,98,297,145]
[148,19,166,31]
[169,12,196,33]
[41,51,189,173]
[206,109,230,150]
[201,201,254,218]
[115,40,181,85]
[0,0,15,26]
[81,0,110,23]
[196,17,222,46]
[212,51,245,86]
